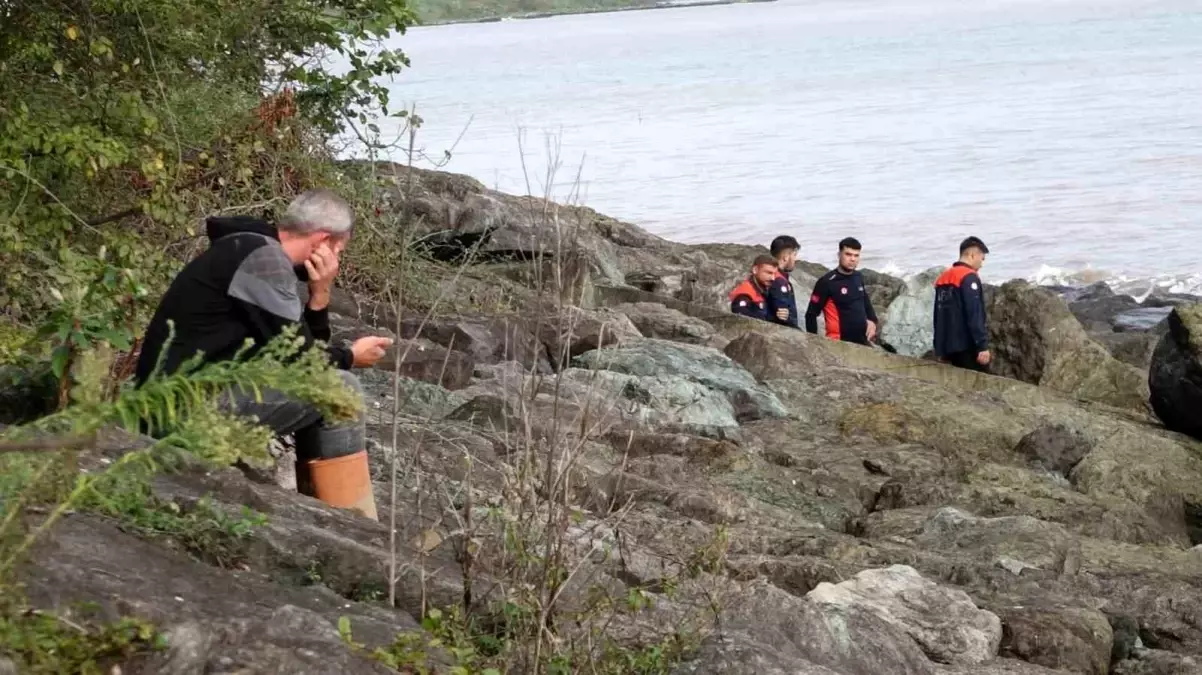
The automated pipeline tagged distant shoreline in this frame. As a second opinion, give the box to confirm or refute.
[423,0,776,26]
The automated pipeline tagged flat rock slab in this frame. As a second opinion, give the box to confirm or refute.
[22,515,414,674]
[573,338,788,422]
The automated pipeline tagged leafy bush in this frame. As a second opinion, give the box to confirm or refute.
[0,0,413,326]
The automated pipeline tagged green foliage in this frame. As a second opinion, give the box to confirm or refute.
[0,604,165,675]
[342,601,692,675]
[83,467,268,569]
[0,0,413,325]
[0,328,359,584]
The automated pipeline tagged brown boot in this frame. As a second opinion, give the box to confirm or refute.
[296,449,378,521]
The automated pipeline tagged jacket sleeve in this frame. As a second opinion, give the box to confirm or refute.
[961,273,989,351]
[730,293,760,318]
[864,285,879,324]
[764,278,789,326]
[804,277,829,334]
[233,299,354,370]
[225,244,354,370]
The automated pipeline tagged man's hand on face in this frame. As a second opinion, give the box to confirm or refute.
[305,242,340,310]
[866,320,878,342]
[351,336,394,368]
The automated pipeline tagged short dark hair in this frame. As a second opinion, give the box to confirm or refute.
[752,254,778,268]
[959,236,990,255]
[839,237,862,252]
[770,235,800,257]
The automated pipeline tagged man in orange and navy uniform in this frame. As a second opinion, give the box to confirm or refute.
[804,237,879,345]
[765,235,800,328]
[729,254,778,321]
[934,236,991,372]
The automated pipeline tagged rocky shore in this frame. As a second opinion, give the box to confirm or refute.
[13,164,1202,674]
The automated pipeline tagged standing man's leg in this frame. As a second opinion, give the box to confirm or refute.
[946,350,989,374]
[222,370,377,520]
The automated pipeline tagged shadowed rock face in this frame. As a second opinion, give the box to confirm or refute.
[1149,304,1202,441]
[987,280,1150,411]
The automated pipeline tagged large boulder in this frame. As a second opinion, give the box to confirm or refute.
[995,605,1113,675]
[1149,304,1202,440]
[674,581,936,675]
[1012,424,1093,478]
[573,338,788,422]
[1067,282,1140,333]
[806,565,1002,665]
[879,267,943,357]
[987,281,1149,411]
[23,514,417,675]
[399,313,551,374]
[722,329,839,381]
[538,306,642,368]
[612,302,717,345]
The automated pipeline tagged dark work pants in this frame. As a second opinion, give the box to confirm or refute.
[219,369,365,462]
[944,350,990,374]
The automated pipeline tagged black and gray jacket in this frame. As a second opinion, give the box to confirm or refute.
[134,216,352,385]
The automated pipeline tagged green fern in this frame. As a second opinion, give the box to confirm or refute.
[0,325,362,585]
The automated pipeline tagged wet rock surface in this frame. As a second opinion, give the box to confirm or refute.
[1149,304,1202,440]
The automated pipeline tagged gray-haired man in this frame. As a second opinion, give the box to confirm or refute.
[136,189,392,519]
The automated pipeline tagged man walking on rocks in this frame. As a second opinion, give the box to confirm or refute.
[934,236,991,372]
[765,235,801,328]
[729,254,779,321]
[804,237,879,345]
[135,189,394,520]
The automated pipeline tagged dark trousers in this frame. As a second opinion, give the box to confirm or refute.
[218,369,365,462]
[944,350,990,374]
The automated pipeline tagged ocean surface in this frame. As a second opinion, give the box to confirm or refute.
[361,0,1202,294]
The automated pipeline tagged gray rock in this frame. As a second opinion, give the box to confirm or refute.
[675,581,936,675]
[23,515,413,674]
[988,280,1150,411]
[1069,287,1140,333]
[880,267,944,358]
[723,329,839,382]
[807,565,1002,665]
[1114,649,1201,674]
[358,369,469,421]
[1013,424,1093,477]
[613,302,716,345]
[574,338,788,423]
[538,306,642,368]
[1149,304,1202,440]
[399,313,551,374]
[1115,306,1174,333]
[996,605,1113,675]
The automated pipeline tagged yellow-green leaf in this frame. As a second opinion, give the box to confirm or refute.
[52,61,64,76]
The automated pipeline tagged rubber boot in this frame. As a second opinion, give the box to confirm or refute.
[296,449,378,521]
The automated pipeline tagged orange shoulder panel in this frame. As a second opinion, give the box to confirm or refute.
[729,279,764,303]
[934,265,974,288]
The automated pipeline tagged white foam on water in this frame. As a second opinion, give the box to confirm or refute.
[881,262,1202,300]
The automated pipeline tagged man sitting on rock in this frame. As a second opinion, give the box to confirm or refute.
[804,237,879,345]
[765,235,801,328]
[933,236,991,372]
[135,189,394,520]
[729,254,779,321]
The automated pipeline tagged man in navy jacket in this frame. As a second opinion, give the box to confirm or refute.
[934,236,991,372]
[765,235,800,328]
